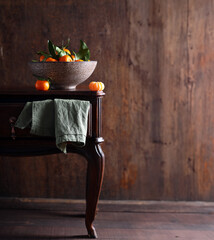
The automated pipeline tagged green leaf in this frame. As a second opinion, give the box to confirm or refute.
[48,40,57,59]
[76,40,90,61]
[37,51,48,56]
[37,51,51,61]
[76,49,90,61]
[33,74,52,84]
[64,38,70,49]
[61,40,64,49]
[72,50,78,60]
[55,46,68,58]
[80,40,88,50]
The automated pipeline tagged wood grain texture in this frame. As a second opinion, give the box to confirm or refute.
[1,0,214,200]
[1,200,214,240]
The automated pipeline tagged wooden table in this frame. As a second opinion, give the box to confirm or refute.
[0,89,105,238]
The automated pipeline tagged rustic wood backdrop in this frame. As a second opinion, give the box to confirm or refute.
[0,0,214,201]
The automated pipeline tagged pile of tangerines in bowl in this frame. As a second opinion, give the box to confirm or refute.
[36,39,88,63]
[30,39,104,91]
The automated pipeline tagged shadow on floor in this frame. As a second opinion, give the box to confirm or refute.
[0,235,90,239]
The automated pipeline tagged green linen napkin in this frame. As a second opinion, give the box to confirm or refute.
[54,99,90,153]
[15,99,90,153]
[31,99,55,136]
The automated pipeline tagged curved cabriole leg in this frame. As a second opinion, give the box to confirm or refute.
[84,141,105,238]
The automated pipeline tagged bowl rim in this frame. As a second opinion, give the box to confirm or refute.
[28,61,97,64]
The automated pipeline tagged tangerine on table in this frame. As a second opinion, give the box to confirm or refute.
[35,80,50,91]
[89,81,105,91]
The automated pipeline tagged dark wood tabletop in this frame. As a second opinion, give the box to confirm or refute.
[0,88,105,96]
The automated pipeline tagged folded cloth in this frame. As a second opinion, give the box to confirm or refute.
[31,99,55,137]
[15,99,90,153]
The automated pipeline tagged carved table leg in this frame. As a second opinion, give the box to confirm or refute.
[84,140,105,238]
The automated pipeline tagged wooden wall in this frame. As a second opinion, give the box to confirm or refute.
[1,0,214,201]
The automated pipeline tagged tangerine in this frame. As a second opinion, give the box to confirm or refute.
[59,55,73,62]
[35,80,50,91]
[89,81,105,91]
[46,57,57,62]
[63,48,71,55]
[39,55,45,61]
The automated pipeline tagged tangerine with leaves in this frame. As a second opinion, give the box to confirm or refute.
[89,81,105,91]
[59,55,73,62]
[35,80,50,91]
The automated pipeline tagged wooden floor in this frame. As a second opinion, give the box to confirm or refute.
[0,198,214,239]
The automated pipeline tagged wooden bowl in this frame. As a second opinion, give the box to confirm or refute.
[28,61,97,90]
